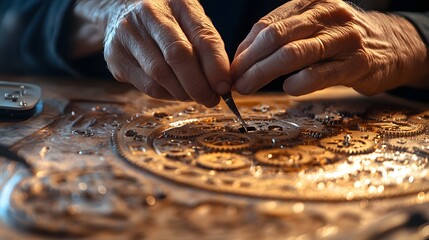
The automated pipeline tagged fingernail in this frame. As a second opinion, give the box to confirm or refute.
[216,81,231,95]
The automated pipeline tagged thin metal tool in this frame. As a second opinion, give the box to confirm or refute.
[0,143,32,170]
[221,91,248,132]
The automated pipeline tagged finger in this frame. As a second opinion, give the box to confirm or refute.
[141,3,219,107]
[235,37,328,94]
[234,24,362,94]
[283,55,367,96]
[233,0,356,75]
[128,63,175,100]
[234,0,320,58]
[232,14,321,79]
[106,43,175,100]
[123,13,190,101]
[170,0,231,95]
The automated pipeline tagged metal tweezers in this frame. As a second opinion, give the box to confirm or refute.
[221,91,248,132]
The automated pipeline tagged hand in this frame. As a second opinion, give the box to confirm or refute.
[75,0,231,107]
[231,0,429,96]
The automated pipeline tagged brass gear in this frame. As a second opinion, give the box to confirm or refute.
[196,132,255,152]
[319,134,375,155]
[374,121,425,138]
[196,153,249,170]
[254,148,314,168]
[296,145,337,165]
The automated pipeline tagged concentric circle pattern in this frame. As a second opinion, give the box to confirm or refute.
[114,101,429,201]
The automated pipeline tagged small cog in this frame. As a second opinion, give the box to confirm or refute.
[319,134,375,155]
[373,121,425,138]
[296,145,338,165]
[196,153,249,170]
[254,148,314,168]
[196,132,255,152]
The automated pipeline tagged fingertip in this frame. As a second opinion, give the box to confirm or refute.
[283,75,307,96]
[215,81,231,95]
[204,95,220,108]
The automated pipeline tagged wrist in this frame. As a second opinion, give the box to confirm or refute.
[380,13,429,89]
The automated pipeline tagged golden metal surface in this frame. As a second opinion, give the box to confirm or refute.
[0,77,429,239]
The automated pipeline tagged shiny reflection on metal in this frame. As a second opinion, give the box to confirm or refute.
[114,100,429,201]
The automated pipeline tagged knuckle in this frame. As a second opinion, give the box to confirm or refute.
[356,49,371,71]
[281,43,301,63]
[139,1,156,16]
[334,3,355,22]
[192,25,221,47]
[137,80,164,98]
[145,59,168,83]
[163,40,194,65]
[252,20,271,34]
[346,27,364,49]
[307,0,354,24]
[113,19,132,44]
[260,24,284,46]
[186,84,213,102]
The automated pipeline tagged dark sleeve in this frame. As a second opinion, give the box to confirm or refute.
[386,12,429,102]
[0,0,99,77]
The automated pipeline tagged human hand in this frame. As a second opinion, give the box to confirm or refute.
[231,0,429,96]
[101,0,230,107]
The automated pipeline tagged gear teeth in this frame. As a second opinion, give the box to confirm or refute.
[196,132,255,152]
[196,153,249,170]
[376,122,425,138]
[319,134,375,155]
[254,148,314,168]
